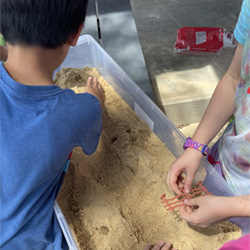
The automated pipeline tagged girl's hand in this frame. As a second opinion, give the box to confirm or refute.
[179,195,231,228]
[144,240,176,250]
[167,148,203,194]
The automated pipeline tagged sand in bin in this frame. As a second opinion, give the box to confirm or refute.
[55,67,241,250]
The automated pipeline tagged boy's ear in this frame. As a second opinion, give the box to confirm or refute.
[66,22,84,47]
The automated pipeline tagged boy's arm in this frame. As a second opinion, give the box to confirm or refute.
[79,76,105,156]
[86,76,106,128]
[179,194,250,228]
[167,43,244,194]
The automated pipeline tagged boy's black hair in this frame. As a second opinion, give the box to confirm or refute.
[0,0,88,48]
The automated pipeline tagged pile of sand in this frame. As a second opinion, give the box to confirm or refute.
[55,67,240,250]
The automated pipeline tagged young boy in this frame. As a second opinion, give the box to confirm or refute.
[0,1,104,249]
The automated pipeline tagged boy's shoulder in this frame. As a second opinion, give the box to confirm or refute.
[0,62,101,121]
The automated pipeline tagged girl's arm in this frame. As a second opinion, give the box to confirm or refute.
[167,42,244,194]
[191,42,244,147]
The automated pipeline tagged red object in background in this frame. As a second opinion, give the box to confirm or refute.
[174,27,235,54]
[160,181,212,212]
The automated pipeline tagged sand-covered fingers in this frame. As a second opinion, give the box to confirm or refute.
[86,76,104,103]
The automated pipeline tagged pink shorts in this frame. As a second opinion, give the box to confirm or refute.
[219,233,250,250]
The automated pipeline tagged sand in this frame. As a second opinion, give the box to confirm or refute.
[55,67,241,250]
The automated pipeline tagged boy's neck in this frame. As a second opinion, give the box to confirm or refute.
[4,44,68,86]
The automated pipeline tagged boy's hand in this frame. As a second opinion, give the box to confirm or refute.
[167,148,203,194]
[86,76,106,128]
[179,195,230,228]
[86,76,104,104]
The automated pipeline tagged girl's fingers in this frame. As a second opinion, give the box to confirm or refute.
[161,242,172,250]
[144,241,173,250]
[143,243,152,250]
[152,240,165,250]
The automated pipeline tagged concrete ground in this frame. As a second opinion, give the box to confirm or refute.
[129,0,242,137]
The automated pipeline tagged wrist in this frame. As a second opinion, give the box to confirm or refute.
[234,196,250,217]
[222,196,250,218]
[181,148,203,170]
[183,137,210,156]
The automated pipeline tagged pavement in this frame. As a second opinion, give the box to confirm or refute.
[129,0,242,132]
[82,0,242,138]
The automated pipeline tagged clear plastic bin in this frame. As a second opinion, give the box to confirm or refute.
[54,35,249,249]
[54,201,79,250]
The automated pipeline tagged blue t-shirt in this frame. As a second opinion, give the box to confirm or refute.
[0,62,103,249]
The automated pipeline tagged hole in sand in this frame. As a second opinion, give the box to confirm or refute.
[99,226,109,235]
[126,128,131,134]
[111,137,118,143]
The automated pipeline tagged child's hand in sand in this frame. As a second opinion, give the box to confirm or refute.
[167,148,203,194]
[86,76,106,128]
[86,76,104,104]
[143,240,176,250]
